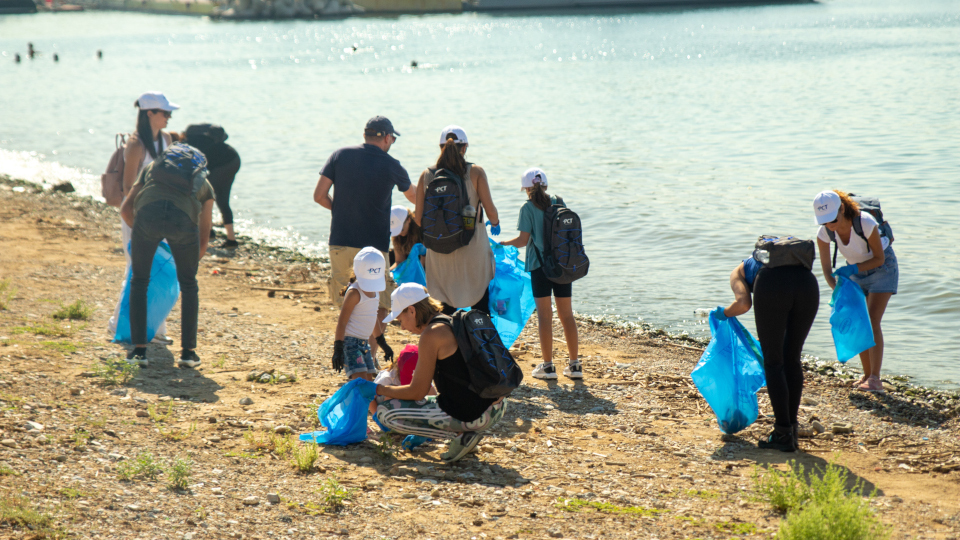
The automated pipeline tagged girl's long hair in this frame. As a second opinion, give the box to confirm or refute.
[834,190,861,222]
[392,209,422,261]
[339,272,357,297]
[135,104,160,159]
[528,182,551,211]
[435,138,467,178]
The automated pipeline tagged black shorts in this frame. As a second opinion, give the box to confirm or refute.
[530,266,572,299]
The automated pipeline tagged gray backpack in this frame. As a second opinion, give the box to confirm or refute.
[824,194,894,267]
[752,235,815,270]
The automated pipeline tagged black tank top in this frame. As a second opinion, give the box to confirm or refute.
[432,322,496,423]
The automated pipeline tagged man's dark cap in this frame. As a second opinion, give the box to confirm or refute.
[364,116,400,137]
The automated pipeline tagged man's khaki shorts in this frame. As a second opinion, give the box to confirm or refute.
[327,245,394,311]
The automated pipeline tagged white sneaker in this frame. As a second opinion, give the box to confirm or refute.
[532,362,558,380]
[151,334,173,345]
[563,362,583,379]
[125,349,149,367]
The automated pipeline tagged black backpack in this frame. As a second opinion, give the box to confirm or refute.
[534,196,589,284]
[752,235,815,270]
[184,123,228,154]
[432,311,523,399]
[824,194,894,267]
[421,167,481,254]
[150,143,209,196]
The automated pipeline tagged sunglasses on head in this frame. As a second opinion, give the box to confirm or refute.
[150,109,172,118]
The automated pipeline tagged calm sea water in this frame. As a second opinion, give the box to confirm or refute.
[1,0,958,389]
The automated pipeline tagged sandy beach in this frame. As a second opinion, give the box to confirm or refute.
[1,174,959,539]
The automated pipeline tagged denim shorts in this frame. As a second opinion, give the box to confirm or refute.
[343,336,376,377]
[849,246,899,295]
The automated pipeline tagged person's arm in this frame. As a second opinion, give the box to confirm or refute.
[472,165,499,227]
[501,231,530,248]
[817,238,837,290]
[314,175,334,210]
[119,183,142,228]
[402,184,416,204]
[198,199,214,259]
[723,262,752,318]
[413,170,427,226]
[852,229,886,273]
[376,323,444,401]
[334,288,360,342]
[122,137,145,195]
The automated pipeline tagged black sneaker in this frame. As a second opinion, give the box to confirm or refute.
[209,229,217,239]
[442,432,483,463]
[791,423,801,452]
[125,347,149,367]
[758,428,795,452]
[179,350,201,369]
[220,239,239,249]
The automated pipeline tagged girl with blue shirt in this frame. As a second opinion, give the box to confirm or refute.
[501,168,581,381]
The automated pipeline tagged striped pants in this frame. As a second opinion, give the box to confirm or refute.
[374,396,507,440]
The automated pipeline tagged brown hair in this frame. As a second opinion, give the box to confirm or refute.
[528,182,551,212]
[436,138,467,179]
[833,190,860,222]
[412,295,443,328]
[339,272,357,297]
[392,209,422,261]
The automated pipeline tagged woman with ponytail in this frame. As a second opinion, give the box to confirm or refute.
[108,92,178,342]
[414,125,499,314]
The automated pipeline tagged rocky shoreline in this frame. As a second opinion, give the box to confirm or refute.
[1,173,959,539]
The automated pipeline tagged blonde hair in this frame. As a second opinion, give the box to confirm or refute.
[339,271,357,297]
[412,295,444,328]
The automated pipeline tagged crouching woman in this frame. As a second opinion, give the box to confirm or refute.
[373,283,507,462]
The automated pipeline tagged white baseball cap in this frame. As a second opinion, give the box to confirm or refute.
[136,91,179,112]
[390,205,409,237]
[813,191,841,225]
[382,283,430,324]
[439,125,468,145]
[353,247,386,292]
[521,167,548,190]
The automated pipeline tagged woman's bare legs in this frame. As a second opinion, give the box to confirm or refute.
[535,296,554,365]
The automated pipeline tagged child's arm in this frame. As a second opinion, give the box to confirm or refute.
[500,231,530,248]
[334,288,360,341]
[472,165,499,227]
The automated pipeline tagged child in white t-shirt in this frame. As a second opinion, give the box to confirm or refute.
[332,247,386,381]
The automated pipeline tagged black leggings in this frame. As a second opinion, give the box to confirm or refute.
[753,266,819,429]
[207,155,241,225]
[440,286,490,316]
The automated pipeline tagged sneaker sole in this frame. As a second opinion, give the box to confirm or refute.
[564,372,583,379]
[532,373,558,380]
[444,433,483,463]
[126,359,149,368]
[178,360,201,369]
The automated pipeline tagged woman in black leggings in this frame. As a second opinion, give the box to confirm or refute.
[184,125,241,248]
[717,250,819,452]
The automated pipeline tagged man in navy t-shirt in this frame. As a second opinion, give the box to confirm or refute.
[314,116,415,350]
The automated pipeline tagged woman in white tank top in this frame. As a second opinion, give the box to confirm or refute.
[107,92,178,341]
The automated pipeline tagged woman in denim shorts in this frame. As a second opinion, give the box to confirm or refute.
[814,190,899,393]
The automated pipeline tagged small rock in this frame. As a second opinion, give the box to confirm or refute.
[266,493,280,504]
[1,439,17,448]
[800,397,818,406]
[69,388,82,396]
[548,529,564,538]
[831,422,853,434]
[183,533,196,540]
[207,436,221,443]
[239,397,254,406]
[818,432,835,440]
[208,417,218,424]
[54,455,68,462]
[473,519,483,526]
[126,504,142,512]
[365,480,383,488]
[103,429,117,438]
[273,425,292,435]
[136,410,150,418]
[111,388,128,397]
[277,375,289,384]
[259,374,273,383]
[798,428,815,438]
[430,488,440,497]
[24,421,44,432]
[52,181,75,193]
[811,420,825,434]
[359,456,373,464]
[242,496,259,506]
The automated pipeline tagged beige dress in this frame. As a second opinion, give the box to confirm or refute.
[423,164,495,308]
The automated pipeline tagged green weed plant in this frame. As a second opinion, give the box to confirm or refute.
[0,494,65,539]
[52,300,94,321]
[92,356,139,386]
[292,442,319,473]
[166,457,193,491]
[116,452,164,481]
[318,475,354,513]
[0,279,15,310]
[555,498,666,518]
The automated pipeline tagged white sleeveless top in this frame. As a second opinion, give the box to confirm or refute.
[137,132,171,174]
[344,282,379,339]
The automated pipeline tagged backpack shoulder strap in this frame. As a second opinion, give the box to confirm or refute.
[852,214,867,243]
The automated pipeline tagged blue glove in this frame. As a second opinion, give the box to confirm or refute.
[486,220,501,236]
[835,264,859,280]
[356,379,378,401]
[401,435,431,451]
[711,306,728,322]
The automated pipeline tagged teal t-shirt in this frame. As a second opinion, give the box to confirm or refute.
[517,195,563,272]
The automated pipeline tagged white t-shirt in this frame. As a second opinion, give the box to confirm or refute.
[817,212,889,264]
[344,282,379,340]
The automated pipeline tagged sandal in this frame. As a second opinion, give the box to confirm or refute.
[857,376,885,394]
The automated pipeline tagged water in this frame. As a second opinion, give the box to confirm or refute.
[2,0,958,389]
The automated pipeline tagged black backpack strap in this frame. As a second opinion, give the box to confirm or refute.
[428,313,474,390]
[852,214,868,245]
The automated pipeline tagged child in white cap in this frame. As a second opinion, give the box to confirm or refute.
[501,167,581,380]
[332,247,387,381]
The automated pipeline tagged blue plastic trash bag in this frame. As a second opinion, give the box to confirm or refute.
[391,243,427,286]
[300,378,375,446]
[487,240,536,349]
[691,311,766,434]
[113,241,180,344]
[829,274,875,363]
